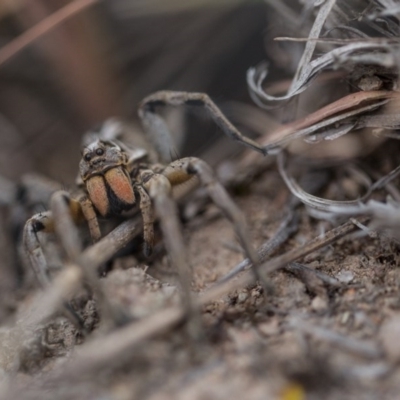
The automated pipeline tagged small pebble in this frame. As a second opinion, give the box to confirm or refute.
[341,311,351,325]
[337,270,354,284]
[237,290,249,304]
[311,296,328,312]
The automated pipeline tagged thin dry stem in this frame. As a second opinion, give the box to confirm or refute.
[0,0,98,67]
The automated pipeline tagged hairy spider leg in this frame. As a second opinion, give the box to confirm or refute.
[23,194,84,286]
[138,90,267,162]
[163,157,263,283]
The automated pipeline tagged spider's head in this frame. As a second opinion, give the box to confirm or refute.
[79,139,127,181]
[79,140,135,217]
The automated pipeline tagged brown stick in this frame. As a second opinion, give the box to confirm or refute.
[0,0,97,67]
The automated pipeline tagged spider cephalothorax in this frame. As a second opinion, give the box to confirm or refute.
[79,140,136,217]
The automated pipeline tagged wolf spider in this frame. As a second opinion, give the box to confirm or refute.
[23,91,266,321]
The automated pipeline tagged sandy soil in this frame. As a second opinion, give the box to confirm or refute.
[2,159,400,400]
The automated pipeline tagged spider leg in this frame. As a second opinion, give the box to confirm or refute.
[49,191,129,326]
[142,173,203,340]
[23,210,54,286]
[23,193,84,286]
[134,184,155,257]
[23,190,101,286]
[49,191,85,262]
[138,90,267,160]
[76,193,102,242]
[163,157,265,284]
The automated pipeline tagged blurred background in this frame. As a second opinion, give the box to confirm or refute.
[0,0,269,183]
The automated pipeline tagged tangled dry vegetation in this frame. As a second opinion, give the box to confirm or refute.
[1,0,400,399]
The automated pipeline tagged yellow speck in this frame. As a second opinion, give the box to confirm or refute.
[281,383,305,400]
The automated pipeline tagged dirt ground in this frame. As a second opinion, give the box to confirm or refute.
[1,154,400,400]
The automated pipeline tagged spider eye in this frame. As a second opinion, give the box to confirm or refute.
[96,148,104,156]
[84,153,91,162]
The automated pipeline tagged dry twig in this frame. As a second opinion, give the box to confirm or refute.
[0,0,98,67]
